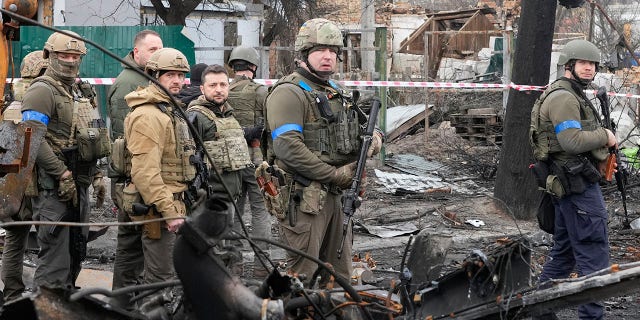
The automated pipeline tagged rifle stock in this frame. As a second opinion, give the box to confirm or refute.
[337,98,381,259]
[596,86,629,228]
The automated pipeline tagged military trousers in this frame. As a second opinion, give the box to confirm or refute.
[539,183,609,320]
[110,180,144,309]
[278,191,352,286]
[32,185,90,288]
[236,166,271,249]
[1,198,33,301]
[142,226,177,285]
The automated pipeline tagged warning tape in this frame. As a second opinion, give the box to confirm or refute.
[6,78,640,100]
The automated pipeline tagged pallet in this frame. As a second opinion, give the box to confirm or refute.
[454,124,503,135]
[450,113,500,126]
[458,133,503,145]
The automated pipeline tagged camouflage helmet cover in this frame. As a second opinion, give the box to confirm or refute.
[21,50,48,78]
[43,31,87,59]
[228,47,260,66]
[557,39,600,66]
[295,18,343,52]
[145,48,190,74]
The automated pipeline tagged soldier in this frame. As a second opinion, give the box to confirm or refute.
[227,46,271,273]
[107,29,162,308]
[0,50,47,301]
[123,47,195,287]
[21,31,108,288]
[186,64,252,274]
[176,63,207,105]
[264,18,383,285]
[530,39,617,320]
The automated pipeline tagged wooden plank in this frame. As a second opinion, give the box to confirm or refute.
[467,108,496,115]
[387,109,431,141]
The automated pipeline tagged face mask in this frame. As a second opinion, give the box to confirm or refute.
[50,54,81,81]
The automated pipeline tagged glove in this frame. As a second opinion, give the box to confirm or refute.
[367,131,383,157]
[58,176,78,207]
[332,162,357,189]
[92,176,106,208]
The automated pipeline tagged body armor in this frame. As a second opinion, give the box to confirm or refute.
[3,79,33,122]
[269,74,362,166]
[186,105,251,172]
[228,78,262,127]
[530,78,602,164]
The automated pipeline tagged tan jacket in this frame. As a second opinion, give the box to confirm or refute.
[124,84,187,220]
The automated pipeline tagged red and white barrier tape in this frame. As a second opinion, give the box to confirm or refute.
[6,78,640,100]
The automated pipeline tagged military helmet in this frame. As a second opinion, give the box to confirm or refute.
[145,48,190,74]
[43,31,87,59]
[21,50,48,78]
[228,47,260,66]
[557,39,600,65]
[295,18,343,52]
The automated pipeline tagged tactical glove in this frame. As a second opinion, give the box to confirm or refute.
[367,131,383,157]
[58,176,78,207]
[332,162,357,189]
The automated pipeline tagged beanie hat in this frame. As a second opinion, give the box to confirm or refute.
[189,63,208,86]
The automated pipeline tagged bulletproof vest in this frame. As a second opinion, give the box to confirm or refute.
[13,78,32,101]
[530,79,601,162]
[228,78,263,127]
[160,104,198,183]
[29,76,99,152]
[268,73,362,166]
[186,104,251,172]
[30,76,104,186]
[3,79,33,122]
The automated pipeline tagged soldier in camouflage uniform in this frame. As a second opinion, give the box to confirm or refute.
[107,29,162,309]
[264,18,382,285]
[21,31,107,288]
[124,47,195,287]
[0,50,47,301]
[227,47,271,266]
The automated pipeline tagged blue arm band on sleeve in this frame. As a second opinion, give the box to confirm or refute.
[272,123,303,140]
[555,120,581,134]
[22,110,50,125]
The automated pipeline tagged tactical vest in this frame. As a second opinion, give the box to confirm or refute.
[3,79,33,122]
[530,79,601,162]
[13,78,32,101]
[186,104,251,172]
[29,76,102,152]
[268,74,362,166]
[29,76,107,186]
[164,105,198,183]
[228,78,262,127]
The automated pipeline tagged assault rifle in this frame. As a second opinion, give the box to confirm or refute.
[188,146,213,208]
[337,98,381,259]
[596,86,630,228]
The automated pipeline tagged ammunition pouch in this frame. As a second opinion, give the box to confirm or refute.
[108,137,131,178]
[118,182,142,216]
[297,180,327,216]
[77,127,111,162]
[542,157,601,198]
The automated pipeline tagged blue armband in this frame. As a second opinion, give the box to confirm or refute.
[21,110,50,125]
[272,123,303,140]
[555,120,581,134]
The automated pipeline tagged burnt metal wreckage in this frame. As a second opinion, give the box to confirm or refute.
[3,197,640,320]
